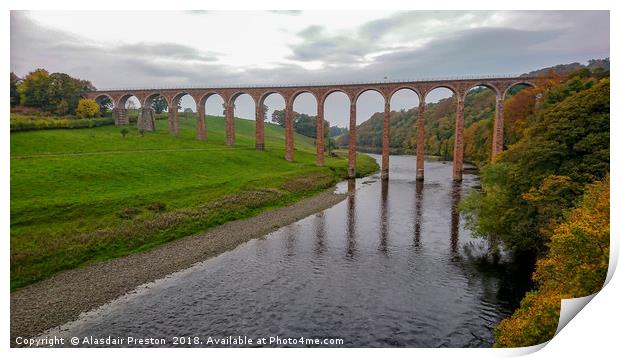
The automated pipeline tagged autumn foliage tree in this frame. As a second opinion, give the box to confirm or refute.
[494,178,609,347]
[462,77,609,254]
[14,68,95,115]
[76,99,100,118]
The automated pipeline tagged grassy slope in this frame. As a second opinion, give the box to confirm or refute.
[11,115,379,290]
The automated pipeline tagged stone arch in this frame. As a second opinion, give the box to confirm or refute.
[424,84,463,180]
[387,86,422,104]
[461,84,500,164]
[118,93,141,109]
[322,88,353,104]
[171,91,192,109]
[94,93,115,107]
[258,90,287,108]
[144,92,169,108]
[138,93,168,133]
[323,89,352,168]
[425,84,458,101]
[92,93,114,118]
[168,91,197,134]
[503,81,536,99]
[353,87,387,104]
[290,90,319,106]
[229,91,256,107]
[464,82,500,99]
[352,87,389,178]
[259,91,286,125]
[198,92,223,108]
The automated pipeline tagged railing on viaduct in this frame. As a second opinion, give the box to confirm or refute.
[85,75,537,181]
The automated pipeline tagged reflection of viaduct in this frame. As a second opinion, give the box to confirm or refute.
[85,76,535,181]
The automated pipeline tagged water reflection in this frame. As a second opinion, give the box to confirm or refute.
[379,180,389,254]
[345,179,357,258]
[314,212,326,256]
[450,181,462,256]
[413,180,423,249]
[283,224,298,257]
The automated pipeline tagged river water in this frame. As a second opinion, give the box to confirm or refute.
[44,155,529,348]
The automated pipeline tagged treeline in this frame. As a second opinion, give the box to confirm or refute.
[271,109,348,139]
[10,69,107,117]
[348,59,610,167]
[460,69,610,346]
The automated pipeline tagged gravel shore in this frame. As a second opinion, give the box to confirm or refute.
[10,189,346,343]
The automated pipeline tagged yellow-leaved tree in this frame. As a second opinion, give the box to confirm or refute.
[76,99,100,118]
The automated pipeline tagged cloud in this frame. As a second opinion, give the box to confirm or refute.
[10,10,609,126]
[116,42,219,62]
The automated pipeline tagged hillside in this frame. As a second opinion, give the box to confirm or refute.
[10,115,379,289]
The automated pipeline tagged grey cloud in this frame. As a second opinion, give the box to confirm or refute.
[289,11,499,64]
[291,25,379,64]
[116,42,219,62]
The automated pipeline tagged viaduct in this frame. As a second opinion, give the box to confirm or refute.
[85,75,536,181]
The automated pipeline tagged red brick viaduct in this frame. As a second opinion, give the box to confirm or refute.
[85,76,536,181]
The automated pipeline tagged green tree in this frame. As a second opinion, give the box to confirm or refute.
[10,72,21,107]
[151,96,167,114]
[15,69,96,114]
[17,69,53,110]
[271,109,285,126]
[96,96,113,116]
[49,72,80,115]
[261,104,269,119]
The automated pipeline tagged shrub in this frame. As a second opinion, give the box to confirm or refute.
[76,99,100,118]
[120,128,129,138]
[10,114,114,132]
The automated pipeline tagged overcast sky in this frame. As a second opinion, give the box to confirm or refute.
[11,10,609,127]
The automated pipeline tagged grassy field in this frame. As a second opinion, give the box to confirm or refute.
[10,114,379,290]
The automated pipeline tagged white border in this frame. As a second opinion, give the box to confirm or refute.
[3,1,616,357]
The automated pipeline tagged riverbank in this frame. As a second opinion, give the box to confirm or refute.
[11,188,349,343]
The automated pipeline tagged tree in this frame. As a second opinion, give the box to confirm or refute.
[48,72,80,115]
[96,96,113,116]
[494,178,609,347]
[151,96,167,114]
[262,104,269,119]
[56,99,70,116]
[76,99,100,118]
[17,68,52,110]
[461,77,609,255]
[271,109,285,126]
[14,68,97,114]
[10,72,20,107]
[183,107,193,120]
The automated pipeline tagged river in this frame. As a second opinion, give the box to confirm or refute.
[43,155,530,347]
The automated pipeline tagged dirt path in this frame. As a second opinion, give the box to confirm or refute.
[10,189,346,344]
